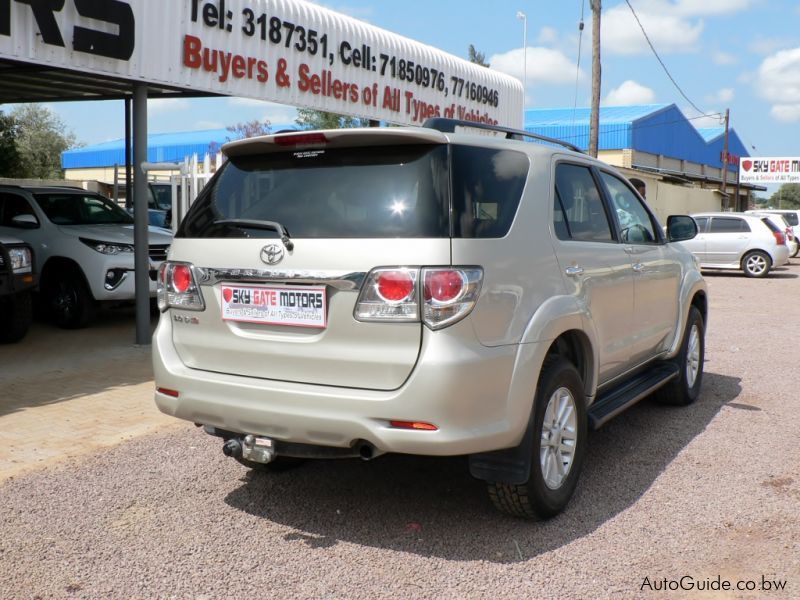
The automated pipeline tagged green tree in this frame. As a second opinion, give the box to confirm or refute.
[468,45,490,67]
[295,107,366,130]
[769,184,800,209]
[0,111,21,177]
[11,104,80,179]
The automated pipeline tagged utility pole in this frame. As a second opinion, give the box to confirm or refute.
[721,108,730,210]
[589,0,601,157]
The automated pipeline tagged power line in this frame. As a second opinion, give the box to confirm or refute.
[571,0,586,127]
[624,0,712,117]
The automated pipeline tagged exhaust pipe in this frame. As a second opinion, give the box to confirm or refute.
[357,440,377,460]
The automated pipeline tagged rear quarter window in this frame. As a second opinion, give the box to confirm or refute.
[451,146,529,238]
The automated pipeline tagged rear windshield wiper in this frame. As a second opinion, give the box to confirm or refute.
[213,219,294,250]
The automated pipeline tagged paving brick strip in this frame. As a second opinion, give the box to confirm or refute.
[0,311,180,481]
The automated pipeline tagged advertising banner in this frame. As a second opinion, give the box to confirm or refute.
[0,0,524,127]
[739,157,800,184]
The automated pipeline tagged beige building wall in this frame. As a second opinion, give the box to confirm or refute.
[649,183,721,223]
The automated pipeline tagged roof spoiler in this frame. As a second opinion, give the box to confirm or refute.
[422,118,584,154]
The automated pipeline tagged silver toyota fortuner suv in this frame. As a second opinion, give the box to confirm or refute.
[153,119,707,519]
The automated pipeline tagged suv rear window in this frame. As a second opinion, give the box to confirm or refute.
[178,143,529,240]
[179,145,450,239]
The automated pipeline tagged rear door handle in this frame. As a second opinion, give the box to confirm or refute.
[632,262,645,272]
[565,266,584,277]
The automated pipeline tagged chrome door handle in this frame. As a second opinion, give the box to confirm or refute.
[632,263,645,272]
[565,266,584,277]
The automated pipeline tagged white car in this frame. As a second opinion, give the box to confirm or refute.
[683,212,789,278]
[745,209,800,258]
[0,185,172,328]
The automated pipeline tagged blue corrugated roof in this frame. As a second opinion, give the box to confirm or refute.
[62,125,297,169]
[696,127,724,142]
[524,104,748,171]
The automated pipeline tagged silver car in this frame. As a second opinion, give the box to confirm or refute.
[683,212,790,278]
[153,120,707,519]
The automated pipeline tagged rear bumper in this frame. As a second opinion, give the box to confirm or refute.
[153,316,530,456]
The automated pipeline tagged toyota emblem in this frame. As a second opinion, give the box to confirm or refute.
[260,244,285,265]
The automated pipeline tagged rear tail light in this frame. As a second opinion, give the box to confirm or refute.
[354,268,419,322]
[354,266,483,329]
[157,261,205,312]
[773,231,786,246]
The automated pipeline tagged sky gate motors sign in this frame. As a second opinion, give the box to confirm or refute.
[0,0,523,128]
[739,157,800,184]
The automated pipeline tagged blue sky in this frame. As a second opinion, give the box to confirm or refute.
[38,0,800,163]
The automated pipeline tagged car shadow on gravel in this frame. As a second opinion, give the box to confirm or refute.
[224,371,740,563]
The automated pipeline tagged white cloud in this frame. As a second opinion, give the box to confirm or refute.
[712,51,737,65]
[749,36,792,56]
[602,3,704,56]
[537,27,559,45]
[706,88,734,103]
[672,0,754,16]
[148,99,191,114]
[604,80,656,105]
[756,47,800,103]
[771,105,800,122]
[489,47,583,85]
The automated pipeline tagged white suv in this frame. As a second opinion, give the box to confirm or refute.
[0,186,172,328]
[153,120,707,519]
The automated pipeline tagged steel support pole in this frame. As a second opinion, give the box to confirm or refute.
[133,84,150,345]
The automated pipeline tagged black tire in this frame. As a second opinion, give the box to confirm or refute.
[0,291,33,343]
[792,245,799,259]
[487,358,587,519]
[45,273,96,329]
[235,456,307,472]
[655,306,705,406]
[741,250,771,278]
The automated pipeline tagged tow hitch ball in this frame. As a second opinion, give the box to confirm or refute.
[222,435,275,464]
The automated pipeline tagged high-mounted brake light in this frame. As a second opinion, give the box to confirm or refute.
[274,133,328,147]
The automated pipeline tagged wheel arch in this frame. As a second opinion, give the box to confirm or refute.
[40,256,94,299]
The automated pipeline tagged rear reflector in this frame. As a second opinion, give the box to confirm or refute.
[157,387,180,398]
[274,132,328,147]
[389,420,438,431]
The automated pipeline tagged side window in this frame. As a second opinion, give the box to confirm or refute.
[452,146,529,238]
[0,193,37,227]
[709,217,749,233]
[599,172,658,243]
[693,217,708,232]
[553,163,613,242]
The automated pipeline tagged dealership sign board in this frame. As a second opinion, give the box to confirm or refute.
[739,157,800,184]
[0,0,523,127]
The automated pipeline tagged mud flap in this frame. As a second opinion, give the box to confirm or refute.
[468,414,535,485]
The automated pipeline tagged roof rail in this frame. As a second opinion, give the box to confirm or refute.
[422,118,584,154]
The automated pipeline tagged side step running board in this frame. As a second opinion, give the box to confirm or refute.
[588,363,679,430]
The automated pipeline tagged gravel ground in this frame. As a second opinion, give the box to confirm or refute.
[1,265,799,599]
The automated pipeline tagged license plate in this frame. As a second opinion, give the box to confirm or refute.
[221,284,327,328]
